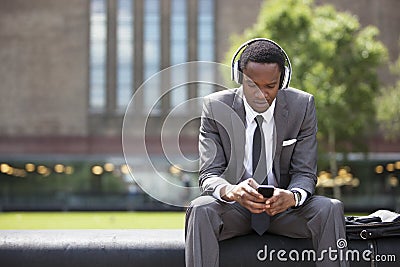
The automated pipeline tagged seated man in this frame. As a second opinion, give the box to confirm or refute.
[185,39,348,267]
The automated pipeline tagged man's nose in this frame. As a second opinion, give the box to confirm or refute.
[255,88,267,98]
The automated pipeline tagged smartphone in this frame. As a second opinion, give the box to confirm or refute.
[257,185,275,198]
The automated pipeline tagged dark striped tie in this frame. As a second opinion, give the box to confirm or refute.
[251,115,270,235]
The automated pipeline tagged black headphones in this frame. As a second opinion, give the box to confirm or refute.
[231,38,292,89]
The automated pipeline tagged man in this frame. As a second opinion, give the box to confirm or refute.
[185,39,348,267]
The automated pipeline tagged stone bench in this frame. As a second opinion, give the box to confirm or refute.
[0,230,398,266]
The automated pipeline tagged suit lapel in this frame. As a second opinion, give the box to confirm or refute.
[273,90,288,184]
[231,87,246,183]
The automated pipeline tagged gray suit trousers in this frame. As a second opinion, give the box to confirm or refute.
[185,195,349,267]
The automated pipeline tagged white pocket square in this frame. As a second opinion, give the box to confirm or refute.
[282,139,297,146]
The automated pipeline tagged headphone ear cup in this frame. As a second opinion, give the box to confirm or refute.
[280,66,290,89]
[233,60,243,84]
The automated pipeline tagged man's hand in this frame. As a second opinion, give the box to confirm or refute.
[264,188,296,216]
[221,178,266,214]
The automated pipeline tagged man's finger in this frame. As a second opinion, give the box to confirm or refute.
[246,178,259,189]
[251,209,266,214]
[244,199,265,212]
[243,179,265,199]
[243,184,263,199]
[248,206,266,214]
[265,194,278,205]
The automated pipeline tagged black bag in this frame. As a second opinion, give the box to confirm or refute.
[345,210,400,240]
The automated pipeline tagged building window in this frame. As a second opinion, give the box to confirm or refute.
[170,0,188,110]
[197,0,215,97]
[89,0,216,115]
[90,0,133,113]
[143,0,161,114]
[90,0,107,110]
[117,0,134,111]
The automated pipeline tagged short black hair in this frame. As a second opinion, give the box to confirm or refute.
[239,40,286,73]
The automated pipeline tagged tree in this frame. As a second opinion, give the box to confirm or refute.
[375,42,400,140]
[226,0,388,176]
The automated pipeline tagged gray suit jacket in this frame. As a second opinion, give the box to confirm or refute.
[198,87,317,197]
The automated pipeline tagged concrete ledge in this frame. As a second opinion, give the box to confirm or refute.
[220,233,314,267]
[0,230,184,267]
[0,230,398,266]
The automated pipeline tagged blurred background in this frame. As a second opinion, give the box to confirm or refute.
[0,0,399,223]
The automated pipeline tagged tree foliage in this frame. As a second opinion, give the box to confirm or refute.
[226,0,388,172]
[375,46,400,140]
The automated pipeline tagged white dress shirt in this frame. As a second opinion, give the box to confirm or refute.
[243,95,277,186]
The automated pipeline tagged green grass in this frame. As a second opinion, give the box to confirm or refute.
[0,211,368,230]
[0,212,186,229]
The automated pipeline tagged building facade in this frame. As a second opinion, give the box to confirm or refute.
[0,0,399,210]
[0,0,399,156]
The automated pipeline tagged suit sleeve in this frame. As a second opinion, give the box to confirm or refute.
[287,94,318,196]
[198,96,231,196]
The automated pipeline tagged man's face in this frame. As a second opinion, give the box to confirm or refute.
[242,61,281,113]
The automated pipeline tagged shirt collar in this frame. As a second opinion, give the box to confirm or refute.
[243,94,276,126]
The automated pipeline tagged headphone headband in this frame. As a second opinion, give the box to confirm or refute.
[230,38,292,89]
